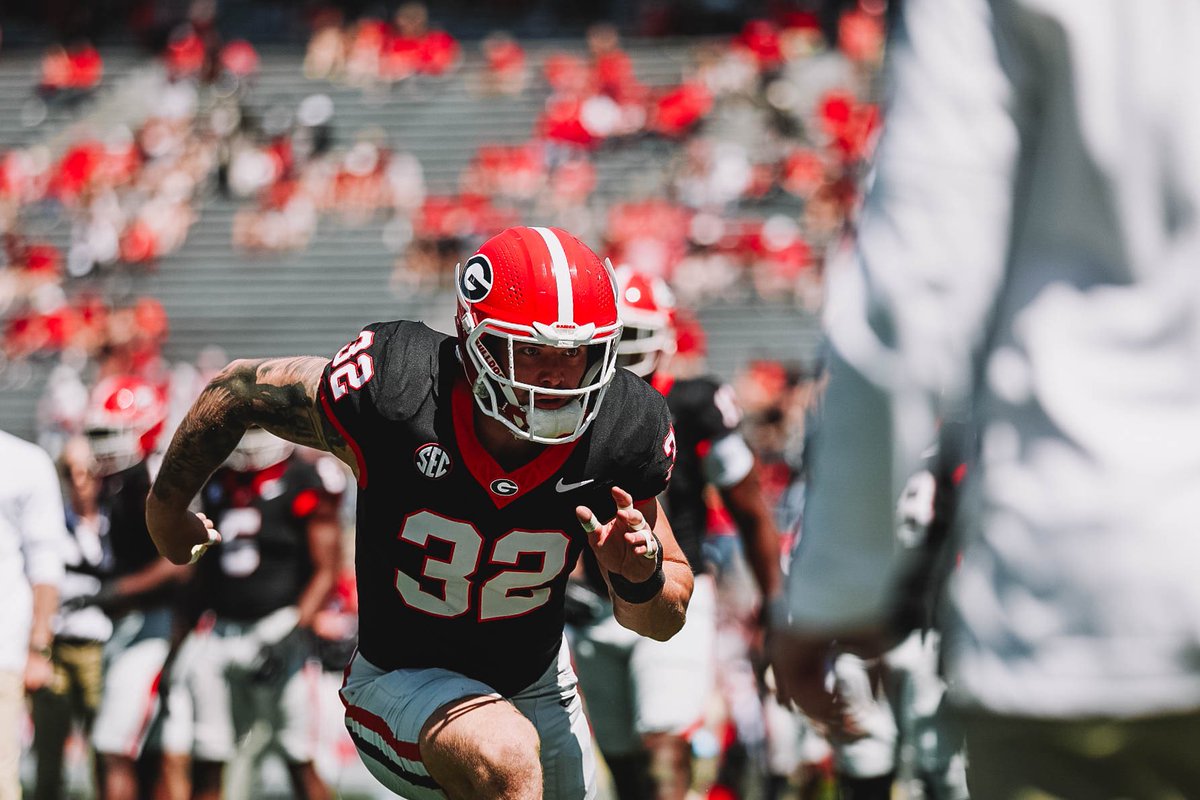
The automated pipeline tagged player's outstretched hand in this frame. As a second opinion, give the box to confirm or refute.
[577,486,660,584]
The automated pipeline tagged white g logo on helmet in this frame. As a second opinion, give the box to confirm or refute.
[459,254,494,303]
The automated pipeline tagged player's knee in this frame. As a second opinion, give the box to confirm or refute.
[468,731,542,798]
[427,717,542,799]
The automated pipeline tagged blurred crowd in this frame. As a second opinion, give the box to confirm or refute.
[2,0,882,387]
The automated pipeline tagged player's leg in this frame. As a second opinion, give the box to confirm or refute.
[568,613,648,798]
[507,639,598,800]
[153,640,200,800]
[275,634,331,800]
[421,695,543,799]
[340,654,542,799]
[186,624,240,800]
[629,574,718,800]
[93,612,173,800]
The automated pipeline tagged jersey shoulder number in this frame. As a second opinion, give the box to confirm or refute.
[328,329,377,400]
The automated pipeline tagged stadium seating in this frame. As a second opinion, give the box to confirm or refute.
[0,38,822,442]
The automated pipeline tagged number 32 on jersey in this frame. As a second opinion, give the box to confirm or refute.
[329,330,376,399]
[397,510,570,622]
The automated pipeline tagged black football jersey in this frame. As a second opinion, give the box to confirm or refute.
[319,321,675,696]
[102,461,178,612]
[197,457,334,621]
[655,374,742,574]
[103,462,156,576]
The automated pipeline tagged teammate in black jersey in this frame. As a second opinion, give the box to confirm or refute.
[169,429,342,800]
[146,226,693,800]
[568,267,785,800]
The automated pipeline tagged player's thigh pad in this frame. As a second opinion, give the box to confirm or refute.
[568,615,642,757]
[629,573,717,737]
[340,653,502,799]
[92,612,172,757]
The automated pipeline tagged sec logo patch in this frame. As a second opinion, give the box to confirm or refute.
[414,443,452,479]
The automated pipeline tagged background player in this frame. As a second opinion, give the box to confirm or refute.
[171,428,342,800]
[80,376,190,800]
[146,226,694,800]
[568,266,784,799]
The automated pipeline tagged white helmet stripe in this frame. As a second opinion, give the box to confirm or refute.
[531,226,574,324]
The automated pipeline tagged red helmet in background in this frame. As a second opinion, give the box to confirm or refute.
[455,226,623,444]
[614,265,676,378]
[83,375,167,476]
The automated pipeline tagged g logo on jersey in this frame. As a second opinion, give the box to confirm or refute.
[459,254,493,303]
[414,443,452,479]
[490,478,519,496]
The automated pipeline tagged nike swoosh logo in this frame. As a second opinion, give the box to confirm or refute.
[555,477,595,493]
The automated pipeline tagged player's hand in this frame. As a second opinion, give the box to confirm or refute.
[184,513,221,564]
[769,625,885,727]
[769,627,839,725]
[576,486,659,584]
[147,495,221,565]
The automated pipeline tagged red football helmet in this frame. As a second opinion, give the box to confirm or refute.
[455,226,623,444]
[614,265,676,378]
[83,375,167,476]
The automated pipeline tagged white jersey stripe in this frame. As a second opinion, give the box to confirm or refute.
[531,226,574,324]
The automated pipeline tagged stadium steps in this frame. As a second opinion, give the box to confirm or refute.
[0,48,151,150]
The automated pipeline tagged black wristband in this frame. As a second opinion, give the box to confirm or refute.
[608,533,666,604]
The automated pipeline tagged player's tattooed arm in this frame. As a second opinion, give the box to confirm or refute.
[147,356,354,564]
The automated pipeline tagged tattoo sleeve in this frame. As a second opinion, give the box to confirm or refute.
[152,356,353,507]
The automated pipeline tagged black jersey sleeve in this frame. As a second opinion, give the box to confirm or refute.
[603,370,677,503]
[318,320,445,457]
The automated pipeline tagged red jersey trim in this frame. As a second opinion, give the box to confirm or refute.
[318,382,369,489]
[451,379,578,510]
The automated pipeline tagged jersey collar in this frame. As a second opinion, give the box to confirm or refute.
[451,379,579,509]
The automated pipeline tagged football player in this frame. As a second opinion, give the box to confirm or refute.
[167,429,342,800]
[146,226,693,800]
[568,266,785,800]
[78,376,191,800]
